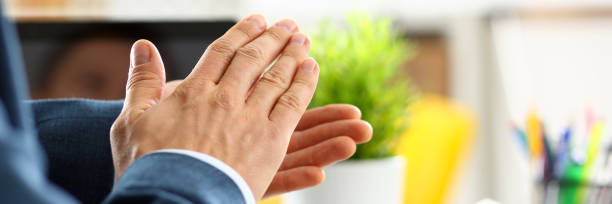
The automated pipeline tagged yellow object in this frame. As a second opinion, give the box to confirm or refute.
[584,121,604,177]
[526,110,543,158]
[397,95,476,204]
[258,196,282,204]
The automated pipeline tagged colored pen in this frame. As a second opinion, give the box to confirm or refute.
[512,122,529,158]
[554,127,572,179]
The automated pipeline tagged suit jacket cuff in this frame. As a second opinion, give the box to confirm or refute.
[108,152,252,204]
[154,149,255,204]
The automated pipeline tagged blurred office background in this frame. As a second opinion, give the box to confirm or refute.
[5,0,612,203]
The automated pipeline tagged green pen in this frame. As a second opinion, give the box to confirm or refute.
[560,121,604,204]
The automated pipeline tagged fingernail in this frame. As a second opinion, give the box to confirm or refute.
[275,19,297,32]
[245,15,265,31]
[300,59,315,72]
[131,40,150,67]
[291,34,306,46]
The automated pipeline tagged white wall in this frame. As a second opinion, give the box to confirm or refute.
[489,14,612,204]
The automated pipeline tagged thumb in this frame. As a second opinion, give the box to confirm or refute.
[124,39,166,116]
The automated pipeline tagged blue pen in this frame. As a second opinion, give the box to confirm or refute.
[512,123,529,158]
[555,127,572,179]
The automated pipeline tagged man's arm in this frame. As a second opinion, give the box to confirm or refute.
[3,102,246,204]
[29,14,372,203]
[0,6,78,202]
[0,4,248,202]
[33,99,372,202]
[108,14,317,200]
[0,101,79,204]
[31,99,121,203]
[105,152,247,203]
[31,99,250,204]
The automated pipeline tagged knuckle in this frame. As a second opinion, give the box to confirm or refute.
[260,69,289,89]
[172,82,203,101]
[236,44,265,66]
[304,75,317,89]
[279,50,298,61]
[126,68,162,91]
[110,116,127,137]
[123,109,144,126]
[208,38,236,64]
[213,89,238,109]
[267,29,284,42]
[278,93,303,112]
[111,111,141,137]
[275,53,299,68]
[293,78,315,90]
[237,22,259,39]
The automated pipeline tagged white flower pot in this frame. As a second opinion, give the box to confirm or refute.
[284,156,406,204]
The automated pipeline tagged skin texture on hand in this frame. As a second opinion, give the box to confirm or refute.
[111,14,319,200]
[163,81,373,198]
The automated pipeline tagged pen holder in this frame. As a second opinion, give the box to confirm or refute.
[536,179,612,204]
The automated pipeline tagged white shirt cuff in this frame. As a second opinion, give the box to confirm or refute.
[152,149,255,204]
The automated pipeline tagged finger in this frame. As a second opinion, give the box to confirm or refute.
[279,136,356,171]
[295,104,362,131]
[288,119,372,153]
[218,19,299,96]
[247,32,310,111]
[264,166,324,197]
[269,58,319,129]
[124,40,166,117]
[186,14,266,83]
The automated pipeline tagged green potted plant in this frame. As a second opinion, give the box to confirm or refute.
[285,14,417,204]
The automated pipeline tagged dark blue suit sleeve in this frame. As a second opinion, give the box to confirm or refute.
[30,99,247,204]
[105,152,246,204]
[0,3,78,202]
[31,99,123,203]
[3,100,247,204]
[0,101,79,204]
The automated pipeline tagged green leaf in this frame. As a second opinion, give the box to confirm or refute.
[308,13,418,160]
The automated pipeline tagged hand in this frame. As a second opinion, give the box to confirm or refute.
[164,81,373,197]
[111,14,318,200]
[265,104,372,197]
